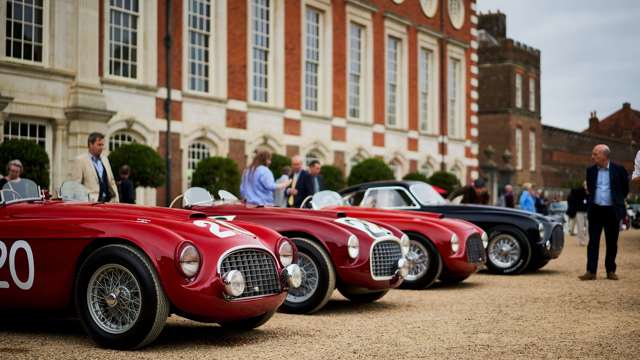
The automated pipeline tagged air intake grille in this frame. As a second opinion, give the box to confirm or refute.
[551,225,565,252]
[220,249,280,299]
[371,240,402,278]
[466,234,486,264]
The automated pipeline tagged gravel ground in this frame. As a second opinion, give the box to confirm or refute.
[2,230,639,359]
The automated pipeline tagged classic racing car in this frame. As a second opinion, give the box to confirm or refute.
[177,188,411,314]
[341,181,564,275]
[285,191,487,289]
[0,181,301,349]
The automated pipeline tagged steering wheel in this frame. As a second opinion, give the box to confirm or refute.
[299,195,314,209]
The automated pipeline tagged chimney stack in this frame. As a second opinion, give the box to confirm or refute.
[478,11,507,40]
[589,111,599,131]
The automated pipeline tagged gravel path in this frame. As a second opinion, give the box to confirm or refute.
[2,230,639,359]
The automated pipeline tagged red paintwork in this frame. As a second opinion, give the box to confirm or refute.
[0,200,293,323]
[257,205,484,279]
[193,204,405,292]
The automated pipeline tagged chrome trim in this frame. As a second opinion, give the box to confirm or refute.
[215,244,275,275]
[369,235,404,281]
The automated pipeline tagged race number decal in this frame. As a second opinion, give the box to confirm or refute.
[193,220,237,238]
[334,218,392,239]
[0,240,35,290]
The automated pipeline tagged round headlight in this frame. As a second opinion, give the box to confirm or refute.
[278,240,294,267]
[538,222,545,240]
[223,270,245,297]
[450,234,459,253]
[400,234,410,256]
[179,244,201,278]
[347,235,360,259]
[481,232,489,249]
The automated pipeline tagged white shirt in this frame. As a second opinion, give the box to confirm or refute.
[633,150,640,179]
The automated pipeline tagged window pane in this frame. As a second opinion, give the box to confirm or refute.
[108,3,139,78]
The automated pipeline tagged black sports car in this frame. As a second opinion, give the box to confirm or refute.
[340,180,564,275]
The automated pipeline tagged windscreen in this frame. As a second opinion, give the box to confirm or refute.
[410,182,447,205]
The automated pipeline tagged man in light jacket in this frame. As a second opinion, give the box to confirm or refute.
[519,183,535,213]
[69,132,119,202]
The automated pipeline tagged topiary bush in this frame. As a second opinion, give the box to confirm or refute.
[321,165,346,191]
[347,158,394,186]
[191,156,241,196]
[108,143,165,188]
[403,172,429,182]
[0,139,50,188]
[428,171,460,196]
[268,153,291,179]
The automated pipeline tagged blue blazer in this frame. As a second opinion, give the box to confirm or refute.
[586,161,629,220]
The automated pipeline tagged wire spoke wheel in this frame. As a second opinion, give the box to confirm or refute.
[406,240,430,281]
[87,264,142,335]
[488,234,522,269]
[286,253,319,303]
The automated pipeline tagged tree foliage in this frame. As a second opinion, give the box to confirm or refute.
[191,156,241,196]
[403,172,429,182]
[321,165,346,191]
[108,143,166,188]
[268,153,291,179]
[428,171,460,195]
[347,158,395,186]
[0,139,50,188]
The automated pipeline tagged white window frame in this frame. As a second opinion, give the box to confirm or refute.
[346,4,373,123]
[303,6,322,112]
[417,31,439,135]
[384,19,408,130]
[181,0,227,98]
[529,129,536,172]
[301,0,331,116]
[529,77,536,112]
[186,140,214,185]
[447,44,466,139]
[0,0,50,67]
[515,127,522,170]
[347,22,363,120]
[108,130,141,152]
[515,72,523,108]
[103,0,145,82]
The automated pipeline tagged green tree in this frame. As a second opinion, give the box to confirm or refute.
[269,153,291,179]
[347,158,394,186]
[403,172,429,182]
[108,143,166,188]
[321,165,346,191]
[191,156,241,196]
[428,171,460,196]
[0,139,50,188]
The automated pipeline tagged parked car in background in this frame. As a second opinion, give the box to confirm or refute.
[340,181,564,275]
[547,201,569,232]
[0,181,301,349]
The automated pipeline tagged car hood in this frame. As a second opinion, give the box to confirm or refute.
[429,203,556,223]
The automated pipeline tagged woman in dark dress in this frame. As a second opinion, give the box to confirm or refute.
[118,165,136,204]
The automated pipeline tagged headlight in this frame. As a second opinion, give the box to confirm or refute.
[347,235,360,259]
[278,239,294,267]
[481,232,489,249]
[538,222,545,240]
[179,244,201,278]
[223,270,245,297]
[450,234,459,253]
[400,234,410,256]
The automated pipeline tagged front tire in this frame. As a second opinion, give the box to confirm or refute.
[280,238,336,314]
[338,288,388,303]
[75,244,170,350]
[486,226,532,275]
[399,234,442,289]
[219,311,275,331]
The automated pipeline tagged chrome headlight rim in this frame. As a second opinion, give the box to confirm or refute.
[223,270,246,297]
[400,234,410,256]
[278,238,294,267]
[450,233,460,254]
[481,231,489,249]
[178,243,201,279]
[347,235,360,259]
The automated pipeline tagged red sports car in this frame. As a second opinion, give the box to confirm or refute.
[276,191,487,289]
[0,181,301,349]
[179,188,411,314]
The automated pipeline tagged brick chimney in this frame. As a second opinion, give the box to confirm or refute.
[623,102,631,110]
[588,111,599,132]
[478,11,507,40]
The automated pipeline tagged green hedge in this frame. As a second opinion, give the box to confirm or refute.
[428,171,460,195]
[108,143,165,188]
[191,156,241,196]
[268,153,291,179]
[347,158,394,186]
[403,172,429,182]
[321,165,346,191]
[0,139,50,188]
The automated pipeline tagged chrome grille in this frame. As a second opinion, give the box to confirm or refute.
[220,249,281,299]
[466,234,486,264]
[551,225,564,252]
[371,240,402,278]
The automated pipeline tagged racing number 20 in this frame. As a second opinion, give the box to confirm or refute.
[0,240,35,290]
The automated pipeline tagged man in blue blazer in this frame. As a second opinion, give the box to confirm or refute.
[579,145,629,280]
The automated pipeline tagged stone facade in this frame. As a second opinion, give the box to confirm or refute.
[0,0,479,205]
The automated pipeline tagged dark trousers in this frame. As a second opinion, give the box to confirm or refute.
[587,204,619,274]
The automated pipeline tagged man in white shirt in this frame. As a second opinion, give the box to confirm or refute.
[632,150,640,193]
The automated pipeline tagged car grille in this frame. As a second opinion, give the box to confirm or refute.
[466,234,486,264]
[220,249,281,299]
[551,225,565,253]
[371,240,402,279]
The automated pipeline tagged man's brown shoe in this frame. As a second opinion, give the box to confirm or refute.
[578,272,596,280]
[606,272,619,280]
